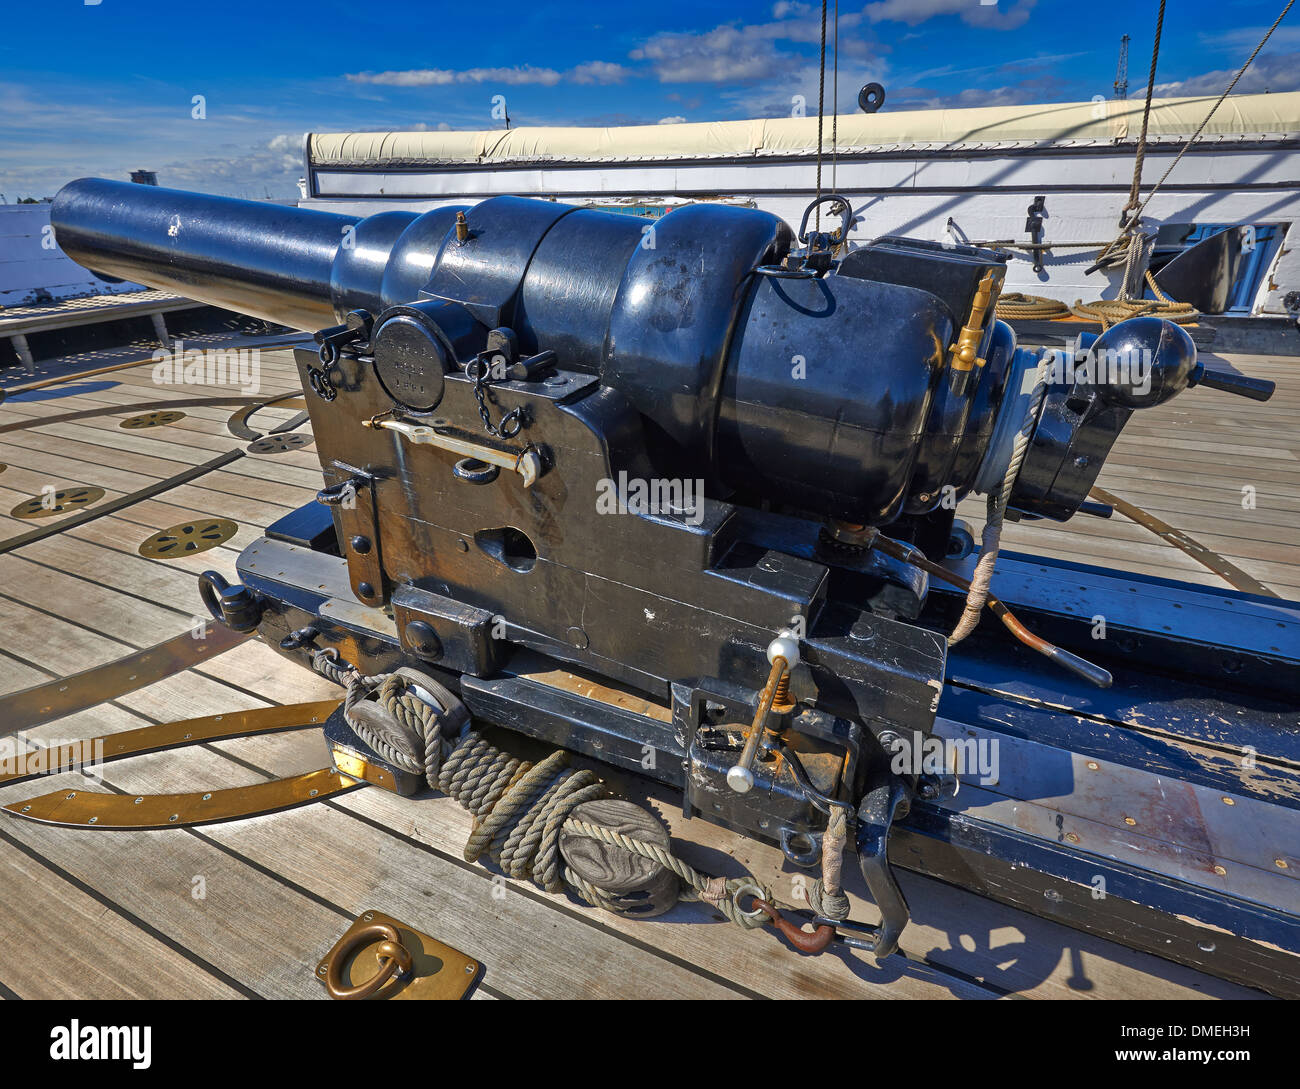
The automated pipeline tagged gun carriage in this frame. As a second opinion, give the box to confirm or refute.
[44,178,1300,993]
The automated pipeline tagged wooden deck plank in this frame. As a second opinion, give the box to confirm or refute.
[0,834,241,1000]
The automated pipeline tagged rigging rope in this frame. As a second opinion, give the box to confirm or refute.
[831,0,839,195]
[1092,0,1294,287]
[995,275,1200,327]
[815,0,828,233]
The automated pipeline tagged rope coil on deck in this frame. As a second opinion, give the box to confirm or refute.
[994,276,1200,330]
[312,651,815,930]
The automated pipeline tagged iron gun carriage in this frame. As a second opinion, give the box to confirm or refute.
[49,178,1296,983]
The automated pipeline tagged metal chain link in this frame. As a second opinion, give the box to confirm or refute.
[466,357,522,438]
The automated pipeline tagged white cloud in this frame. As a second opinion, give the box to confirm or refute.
[864,0,1037,30]
[347,61,631,88]
[1153,52,1300,97]
[347,65,563,87]
[571,61,631,85]
[658,115,687,124]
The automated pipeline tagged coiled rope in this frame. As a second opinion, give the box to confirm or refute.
[995,272,1199,330]
[994,293,1073,321]
[1070,270,1200,330]
[312,650,836,930]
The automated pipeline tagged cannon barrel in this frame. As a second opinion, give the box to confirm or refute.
[51,177,1217,526]
[52,178,364,332]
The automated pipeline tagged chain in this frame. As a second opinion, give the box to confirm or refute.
[466,357,522,438]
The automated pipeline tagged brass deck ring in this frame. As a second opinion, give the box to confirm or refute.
[324,922,414,1000]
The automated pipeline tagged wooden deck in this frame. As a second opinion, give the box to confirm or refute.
[0,345,1292,1000]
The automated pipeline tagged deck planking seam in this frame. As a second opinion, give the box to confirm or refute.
[0,615,782,999]
[0,823,264,999]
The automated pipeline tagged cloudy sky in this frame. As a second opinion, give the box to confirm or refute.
[2,0,1295,201]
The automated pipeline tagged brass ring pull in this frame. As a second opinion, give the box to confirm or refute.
[324,922,414,1000]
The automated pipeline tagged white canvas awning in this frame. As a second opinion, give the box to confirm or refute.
[309,92,1300,168]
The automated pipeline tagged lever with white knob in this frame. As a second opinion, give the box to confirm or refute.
[727,631,800,793]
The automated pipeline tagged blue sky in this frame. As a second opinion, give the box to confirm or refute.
[2,0,1296,200]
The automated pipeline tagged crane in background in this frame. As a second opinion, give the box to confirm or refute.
[1114,33,1130,99]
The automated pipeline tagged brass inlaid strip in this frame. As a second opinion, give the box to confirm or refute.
[5,767,357,829]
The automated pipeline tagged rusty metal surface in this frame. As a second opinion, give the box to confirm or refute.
[0,700,340,786]
[0,622,249,734]
[315,910,479,1000]
[138,517,240,559]
[10,485,106,519]
[1090,485,1277,597]
[931,716,1300,912]
[120,410,186,429]
[4,766,357,829]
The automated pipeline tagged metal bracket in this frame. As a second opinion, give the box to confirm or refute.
[1025,194,1047,273]
[363,415,544,488]
[851,774,913,958]
[316,470,386,605]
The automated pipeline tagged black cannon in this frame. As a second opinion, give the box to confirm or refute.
[50,178,1275,958]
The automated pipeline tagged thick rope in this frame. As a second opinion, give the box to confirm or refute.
[1131,0,1293,229]
[1125,0,1165,216]
[812,806,851,920]
[949,348,1054,644]
[995,293,1072,320]
[1108,0,1167,299]
[831,0,839,195]
[314,656,781,929]
[995,278,1199,328]
[1071,270,1199,329]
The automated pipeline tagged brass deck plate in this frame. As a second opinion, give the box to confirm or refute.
[4,767,357,829]
[0,699,340,786]
[226,397,308,440]
[247,433,313,454]
[0,622,247,733]
[316,911,479,1000]
[120,410,186,429]
[10,485,106,519]
[138,517,239,558]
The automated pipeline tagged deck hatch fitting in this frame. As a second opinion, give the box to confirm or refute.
[10,486,106,519]
[138,517,239,558]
